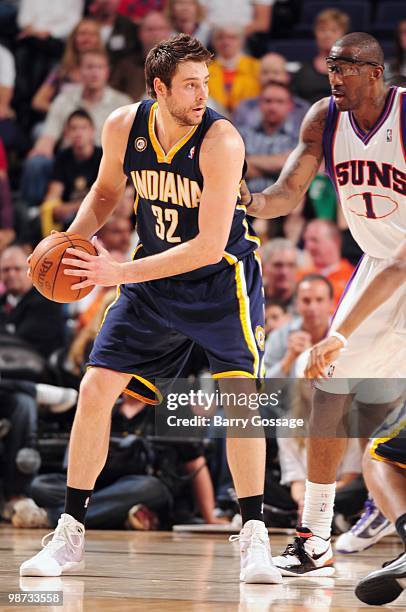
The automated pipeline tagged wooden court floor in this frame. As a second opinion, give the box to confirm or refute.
[1,526,405,611]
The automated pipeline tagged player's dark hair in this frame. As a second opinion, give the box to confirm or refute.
[66,108,94,127]
[145,33,212,99]
[296,274,334,300]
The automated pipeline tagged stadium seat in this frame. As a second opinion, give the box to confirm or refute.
[267,38,318,62]
[372,2,406,34]
[295,1,372,35]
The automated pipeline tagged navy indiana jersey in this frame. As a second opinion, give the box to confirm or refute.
[123,99,259,280]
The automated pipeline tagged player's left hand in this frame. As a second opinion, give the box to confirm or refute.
[62,237,124,289]
[304,335,345,379]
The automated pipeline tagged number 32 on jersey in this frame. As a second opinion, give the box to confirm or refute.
[151,205,181,243]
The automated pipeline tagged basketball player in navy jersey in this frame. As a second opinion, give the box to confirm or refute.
[20,35,282,585]
[240,31,406,577]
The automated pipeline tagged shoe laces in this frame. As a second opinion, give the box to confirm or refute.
[229,528,270,562]
[41,519,84,552]
[351,498,377,533]
[281,537,309,565]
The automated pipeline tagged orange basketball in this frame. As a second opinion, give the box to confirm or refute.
[30,232,98,303]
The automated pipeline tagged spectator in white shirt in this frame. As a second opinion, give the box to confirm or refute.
[201,0,273,36]
[21,50,131,208]
[15,0,85,126]
[0,42,28,153]
[17,0,84,41]
[0,44,15,120]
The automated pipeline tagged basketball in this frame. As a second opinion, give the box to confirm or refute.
[30,232,97,303]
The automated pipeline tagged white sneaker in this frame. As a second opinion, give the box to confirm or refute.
[229,519,283,584]
[12,498,49,528]
[273,527,335,577]
[20,514,85,577]
[335,498,395,553]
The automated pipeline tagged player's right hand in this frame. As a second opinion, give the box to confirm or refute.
[304,335,344,379]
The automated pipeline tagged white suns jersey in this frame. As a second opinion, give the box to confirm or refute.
[323,86,406,258]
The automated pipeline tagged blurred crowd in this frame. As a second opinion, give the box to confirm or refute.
[0,0,405,534]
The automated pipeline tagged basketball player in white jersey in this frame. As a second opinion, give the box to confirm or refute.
[244,32,406,576]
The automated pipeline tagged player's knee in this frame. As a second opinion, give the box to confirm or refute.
[78,368,124,409]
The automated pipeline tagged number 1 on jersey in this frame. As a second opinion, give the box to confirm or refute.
[151,205,181,243]
[362,193,377,219]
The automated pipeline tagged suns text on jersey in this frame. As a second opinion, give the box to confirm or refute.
[131,170,202,208]
[334,160,406,195]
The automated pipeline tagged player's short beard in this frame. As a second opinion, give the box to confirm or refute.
[166,92,204,127]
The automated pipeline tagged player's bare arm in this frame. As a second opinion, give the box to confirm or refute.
[63,120,245,289]
[305,238,406,378]
[246,98,329,219]
[67,103,139,239]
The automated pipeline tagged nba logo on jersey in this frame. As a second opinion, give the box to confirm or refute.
[188,146,196,159]
[386,129,392,142]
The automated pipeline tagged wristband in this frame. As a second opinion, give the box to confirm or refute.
[330,331,348,347]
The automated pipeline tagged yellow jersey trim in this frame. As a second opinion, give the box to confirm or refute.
[123,387,160,406]
[131,242,143,261]
[133,189,139,214]
[370,418,406,468]
[99,285,121,332]
[223,251,238,265]
[148,102,199,164]
[242,218,261,247]
[254,251,263,273]
[212,370,256,379]
[235,261,260,377]
[86,364,162,405]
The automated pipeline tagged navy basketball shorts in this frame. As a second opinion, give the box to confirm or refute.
[89,253,265,404]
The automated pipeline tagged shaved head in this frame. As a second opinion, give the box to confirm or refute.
[331,32,384,65]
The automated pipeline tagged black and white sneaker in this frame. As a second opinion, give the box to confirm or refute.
[355,551,406,605]
[273,526,335,577]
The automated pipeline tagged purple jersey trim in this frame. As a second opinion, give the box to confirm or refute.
[328,254,365,331]
[400,90,406,162]
[349,86,397,145]
[322,97,339,184]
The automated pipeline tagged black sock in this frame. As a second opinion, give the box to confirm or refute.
[395,513,406,550]
[238,494,264,524]
[65,486,92,525]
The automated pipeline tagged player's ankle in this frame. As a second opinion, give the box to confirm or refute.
[65,486,92,525]
[238,494,264,525]
[301,480,336,540]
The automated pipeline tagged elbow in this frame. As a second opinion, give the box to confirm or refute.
[196,238,224,266]
[205,250,224,266]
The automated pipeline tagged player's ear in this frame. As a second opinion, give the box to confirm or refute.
[371,66,384,81]
[154,77,167,97]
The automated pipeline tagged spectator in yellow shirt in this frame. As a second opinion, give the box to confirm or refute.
[208,25,259,114]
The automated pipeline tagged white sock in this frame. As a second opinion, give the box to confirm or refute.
[301,480,336,540]
[36,384,77,408]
